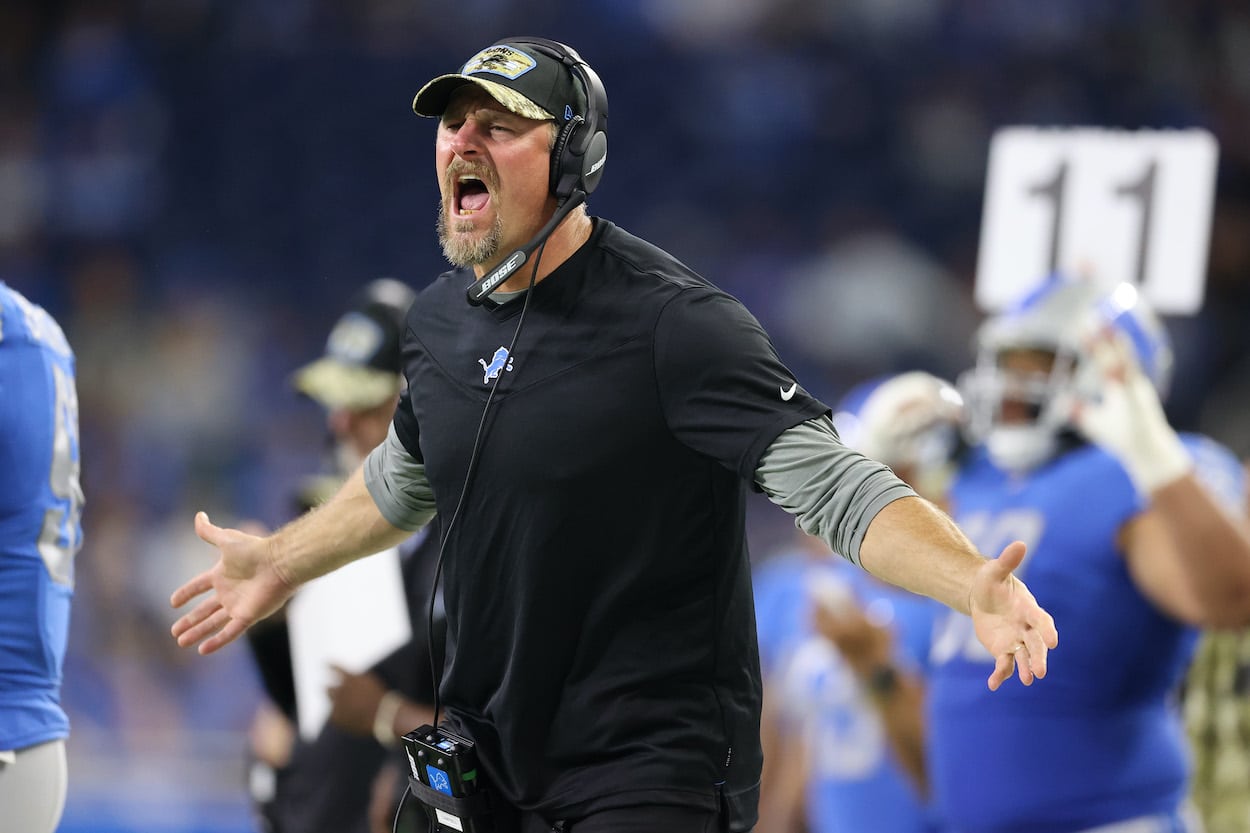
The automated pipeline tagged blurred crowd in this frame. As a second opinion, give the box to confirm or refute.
[6,0,1250,830]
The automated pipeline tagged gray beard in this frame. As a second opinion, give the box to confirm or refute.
[437,202,503,267]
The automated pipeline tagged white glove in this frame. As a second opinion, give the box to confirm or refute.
[1068,327,1191,495]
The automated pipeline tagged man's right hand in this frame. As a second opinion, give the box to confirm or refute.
[170,512,297,655]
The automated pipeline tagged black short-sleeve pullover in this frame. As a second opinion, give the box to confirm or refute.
[392,219,828,828]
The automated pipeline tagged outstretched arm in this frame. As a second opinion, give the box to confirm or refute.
[757,417,1057,690]
[859,500,1053,690]
[171,465,416,654]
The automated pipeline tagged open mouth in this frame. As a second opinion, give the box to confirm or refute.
[455,175,491,216]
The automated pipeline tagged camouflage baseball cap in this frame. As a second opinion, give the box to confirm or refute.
[291,278,415,411]
[412,40,586,123]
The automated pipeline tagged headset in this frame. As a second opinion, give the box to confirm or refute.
[504,36,610,201]
[465,37,610,305]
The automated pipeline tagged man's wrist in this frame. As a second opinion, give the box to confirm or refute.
[265,535,300,591]
[373,690,404,747]
[1122,428,1192,496]
[864,663,900,700]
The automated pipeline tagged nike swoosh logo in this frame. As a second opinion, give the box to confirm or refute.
[780,382,798,401]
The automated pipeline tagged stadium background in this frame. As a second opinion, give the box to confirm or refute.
[5,1,1250,831]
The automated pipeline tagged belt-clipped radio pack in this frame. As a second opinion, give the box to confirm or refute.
[402,724,494,832]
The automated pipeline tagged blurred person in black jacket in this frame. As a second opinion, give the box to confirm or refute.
[245,278,442,833]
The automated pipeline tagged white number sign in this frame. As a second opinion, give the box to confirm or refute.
[975,127,1218,314]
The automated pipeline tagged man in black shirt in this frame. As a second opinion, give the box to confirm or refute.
[171,37,1058,833]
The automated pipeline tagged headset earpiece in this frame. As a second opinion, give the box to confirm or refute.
[501,36,609,201]
[550,114,585,201]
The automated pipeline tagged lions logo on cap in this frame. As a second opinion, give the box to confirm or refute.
[461,45,538,80]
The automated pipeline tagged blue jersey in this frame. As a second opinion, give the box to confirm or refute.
[0,283,83,751]
[755,550,942,833]
[929,438,1245,833]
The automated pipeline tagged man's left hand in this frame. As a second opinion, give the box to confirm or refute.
[969,541,1059,691]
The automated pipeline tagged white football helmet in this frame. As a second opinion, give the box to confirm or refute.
[833,370,966,500]
[959,277,1173,473]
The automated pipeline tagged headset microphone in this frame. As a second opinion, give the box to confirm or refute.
[465,189,587,305]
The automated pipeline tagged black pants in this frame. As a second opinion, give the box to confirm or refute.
[508,803,724,833]
[412,777,734,833]
[256,725,386,833]
[417,799,725,833]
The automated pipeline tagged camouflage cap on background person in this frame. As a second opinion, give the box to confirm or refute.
[291,277,415,411]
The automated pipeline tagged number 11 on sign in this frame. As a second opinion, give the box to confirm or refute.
[976,127,1217,315]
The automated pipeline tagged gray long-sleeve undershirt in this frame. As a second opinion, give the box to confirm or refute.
[753,414,916,565]
[363,423,437,532]
[363,415,914,566]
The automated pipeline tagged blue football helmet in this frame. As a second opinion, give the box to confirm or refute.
[959,277,1173,473]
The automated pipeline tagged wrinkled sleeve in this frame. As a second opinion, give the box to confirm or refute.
[364,423,436,532]
[755,415,916,566]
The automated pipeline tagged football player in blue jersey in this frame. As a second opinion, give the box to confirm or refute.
[928,276,1250,833]
[755,371,963,833]
[0,282,84,833]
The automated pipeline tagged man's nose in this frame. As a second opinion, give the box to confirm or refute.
[449,120,484,157]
